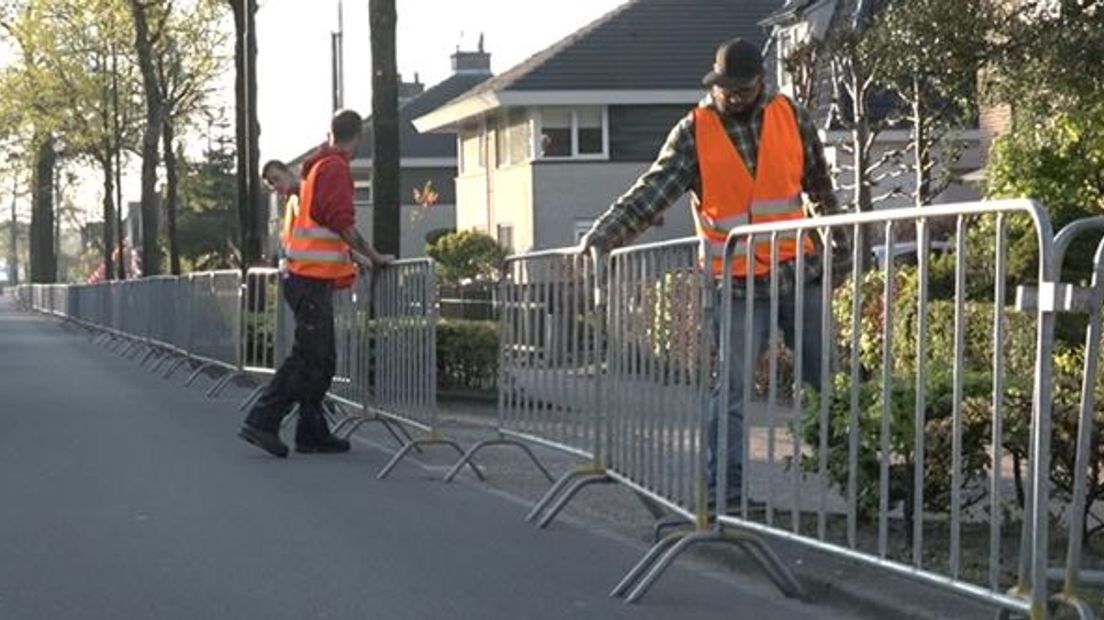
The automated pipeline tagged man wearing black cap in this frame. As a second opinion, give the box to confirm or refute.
[579,38,840,511]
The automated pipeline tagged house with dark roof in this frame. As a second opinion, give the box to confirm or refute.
[275,45,494,258]
[414,0,782,253]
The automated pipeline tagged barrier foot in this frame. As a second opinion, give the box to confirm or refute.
[653,514,693,543]
[526,469,590,523]
[1050,593,1096,620]
[611,531,686,598]
[163,357,190,380]
[150,353,173,373]
[146,350,170,371]
[115,339,134,355]
[728,531,808,601]
[622,529,804,604]
[634,492,669,520]
[536,474,613,529]
[391,418,419,447]
[206,371,241,398]
[139,348,160,367]
[443,438,554,484]
[239,383,268,411]
[126,341,149,361]
[185,363,218,387]
[377,438,484,481]
[330,414,408,452]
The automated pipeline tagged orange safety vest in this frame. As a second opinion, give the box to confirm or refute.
[283,155,357,282]
[693,96,815,277]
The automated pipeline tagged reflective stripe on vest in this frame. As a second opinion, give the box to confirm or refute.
[284,154,357,281]
[291,226,343,240]
[284,248,352,263]
[693,96,814,277]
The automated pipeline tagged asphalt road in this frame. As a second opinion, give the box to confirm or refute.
[0,295,834,620]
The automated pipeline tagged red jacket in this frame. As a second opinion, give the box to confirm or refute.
[300,146,356,233]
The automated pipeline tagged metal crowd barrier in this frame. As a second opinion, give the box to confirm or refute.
[651,199,1059,617]
[1019,216,1104,620]
[19,199,1101,618]
[444,250,600,495]
[236,268,292,412]
[182,270,245,396]
[370,259,468,478]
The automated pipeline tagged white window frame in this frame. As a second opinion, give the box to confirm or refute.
[535,106,609,161]
[573,218,595,243]
[496,223,514,252]
[458,119,487,174]
[354,180,373,206]
[495,110,535,169]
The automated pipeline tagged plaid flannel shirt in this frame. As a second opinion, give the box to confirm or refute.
[582,91,845,297]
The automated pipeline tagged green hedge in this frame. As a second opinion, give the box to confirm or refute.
[800,266,1104,541]
[437,319,498,393]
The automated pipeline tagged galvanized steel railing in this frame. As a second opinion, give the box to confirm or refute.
[670,199,1061,618]
[16,198,1104,619]
[444,250,601,493]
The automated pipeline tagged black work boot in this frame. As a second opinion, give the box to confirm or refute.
[295,409,350,454]
[238,423,289,458]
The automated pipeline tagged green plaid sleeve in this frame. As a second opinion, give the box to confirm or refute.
[581,114,697,252]
[792,100,841,217]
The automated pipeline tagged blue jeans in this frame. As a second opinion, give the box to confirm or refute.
[706,280,825,503]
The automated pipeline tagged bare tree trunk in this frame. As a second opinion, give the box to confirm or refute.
[30,136,56,284]
[163,119,180,275]
[230,1,247,268]
[246,0,261,266]
[230,0,261,268]
[912,75,929,209]
[851,68,873,272]
[370,0,400,256]
[111,45,126,280]
[100,154,115,280]
[129,0,166,277]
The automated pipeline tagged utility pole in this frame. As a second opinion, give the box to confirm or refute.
[233,0,262,268]
[331,0,345,112]
[370,0,400,256]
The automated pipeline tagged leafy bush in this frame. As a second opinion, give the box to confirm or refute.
[437,319,498,393]
[799,266,1038,524]
[426,231,507,286]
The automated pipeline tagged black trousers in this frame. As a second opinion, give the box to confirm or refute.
[245,273,336,432]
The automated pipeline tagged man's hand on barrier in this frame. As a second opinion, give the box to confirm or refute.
[370,253,395,270]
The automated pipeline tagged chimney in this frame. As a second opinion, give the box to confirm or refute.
[451,33,491,75]
[398,72,425,105]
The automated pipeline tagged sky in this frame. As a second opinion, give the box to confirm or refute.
[256,0,630,164]
[2,0,631,224]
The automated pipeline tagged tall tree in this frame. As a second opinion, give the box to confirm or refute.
[128,0,171,276]
[14,0,141,282]
[155,0,229,274]
[370,0,399,256]
[864,0,994,208]
[227,0,261,268]
[28,134,55,282]
[177,138,240,270]
[0,2,59,282]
